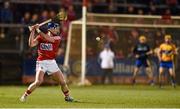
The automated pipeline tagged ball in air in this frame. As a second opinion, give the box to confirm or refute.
[96,37,100,41]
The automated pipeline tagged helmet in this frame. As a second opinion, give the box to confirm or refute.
[47,22,59,29]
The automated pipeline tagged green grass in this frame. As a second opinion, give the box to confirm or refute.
[0,85,180,108]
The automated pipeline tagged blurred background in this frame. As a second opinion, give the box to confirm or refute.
[0,0,180,85]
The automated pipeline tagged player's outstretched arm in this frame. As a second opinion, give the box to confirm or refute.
[28,27,38,48]
[35,24,55,43]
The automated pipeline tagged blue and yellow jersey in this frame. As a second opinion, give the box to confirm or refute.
[159,43,176,61]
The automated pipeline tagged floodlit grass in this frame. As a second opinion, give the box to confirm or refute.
[0,85,179,108]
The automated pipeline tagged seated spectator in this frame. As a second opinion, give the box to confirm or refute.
[40,10,49,22]
[127,29,139,46]
[67,5,76,21]
[161,8,173,24]
[21,12,31,49]
[87,1,93,12]
[61,20,70,41]
[108,1,117,13]
[148,2,158,15]
[49,10,56,19]
[30,13,39,24]
[116,50,124,59]
[0,1,13,23]
[106,26,119,44]
[126,5,135,14]
[21,12,31,25]
[166,0,178,15]
[62,0,73,9]
[92,0,108,13]
[166,0,178,5]
[134,9,144,24]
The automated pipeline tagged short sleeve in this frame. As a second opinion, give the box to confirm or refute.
[159,44,163,50]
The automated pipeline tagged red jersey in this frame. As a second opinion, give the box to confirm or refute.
[36,34,61,61]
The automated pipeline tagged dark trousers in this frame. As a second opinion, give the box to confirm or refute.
[101,68,113,84]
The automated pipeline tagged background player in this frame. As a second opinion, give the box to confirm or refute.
[132,35,154,85]
[158,35,178,88]
[20,22,74,102]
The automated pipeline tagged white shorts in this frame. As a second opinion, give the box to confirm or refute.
[36,59,60,75]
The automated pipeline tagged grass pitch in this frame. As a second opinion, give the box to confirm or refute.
[0,85,179,108]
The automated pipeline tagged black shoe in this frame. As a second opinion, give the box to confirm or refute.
[65,96,74,102]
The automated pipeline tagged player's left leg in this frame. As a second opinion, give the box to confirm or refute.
[145,60,154,85]
[132,59,141,85]
[169,68,176,88]
[107,69,113,84]
[51,71,74,102]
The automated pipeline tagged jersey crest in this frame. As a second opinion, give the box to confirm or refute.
[40,43,53,51]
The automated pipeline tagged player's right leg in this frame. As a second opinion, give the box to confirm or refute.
[101,69,107,84]
[20,70,45,102]
[132,67,139,85]
[159,67,164,88]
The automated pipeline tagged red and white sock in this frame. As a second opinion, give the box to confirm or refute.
[24,90,32,96]
[63,90,69,97]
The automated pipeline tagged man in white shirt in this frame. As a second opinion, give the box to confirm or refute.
[99,45,115,84]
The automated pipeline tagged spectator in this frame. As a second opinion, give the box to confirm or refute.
[126,5,135,14]
[92,0,108,13]
[105,26,119,51]
[99,44,115,84]
[166,0,178,5]
[21,12,31,25]
[30,13,39,24]
[108,2,117,13]
[49,10,56,19]
[127,28,139,47]
[166,0,178,15]
[67,5,76,21]
[134,9,144,24]
[56,48,65,65]
[61,24,69,41]
[0,1,13,23]
[62,0,73,9]
[87,1,93,12]
[40,10,49,22]
[21,12,31,49]
[60,18,70,43]
[161,8,173,24]
[116,50,124,59]
[148,2,158,15]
